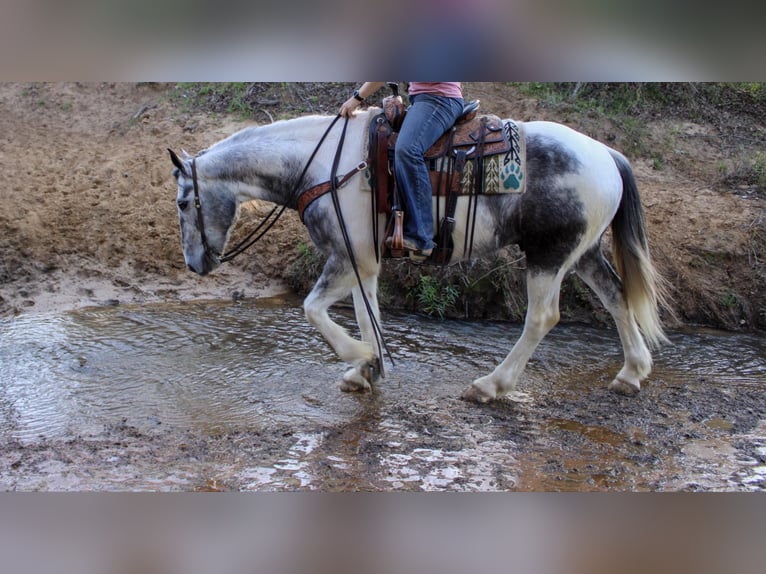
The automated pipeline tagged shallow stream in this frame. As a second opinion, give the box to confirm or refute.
[2,296,764,491]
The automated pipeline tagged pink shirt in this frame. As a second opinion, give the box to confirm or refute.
[408,82,463,99]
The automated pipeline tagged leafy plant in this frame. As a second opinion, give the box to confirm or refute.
[411,275,459,318]
[721,292,737,308]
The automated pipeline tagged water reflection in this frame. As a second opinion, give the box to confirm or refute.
[1,297,764,473]
[0,298,766,496]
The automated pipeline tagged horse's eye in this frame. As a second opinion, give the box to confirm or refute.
[177,199,189,211]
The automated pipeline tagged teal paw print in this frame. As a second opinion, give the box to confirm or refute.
[502,161,524,191]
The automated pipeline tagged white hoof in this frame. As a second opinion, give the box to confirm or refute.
[339,366,373,393]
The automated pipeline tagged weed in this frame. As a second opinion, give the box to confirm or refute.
[721,292,737,308]
[410,275,459,318]
[168,82,356,121]
[513,83,570,106]
[753,152,766,189]
[285,242,325,294]
[461,252,526,320]
[720,151,766,191]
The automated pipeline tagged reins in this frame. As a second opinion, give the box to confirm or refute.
[190,114,343,264]
[190,114,392,372]
[327,116,393,374]
[219,205,285,263]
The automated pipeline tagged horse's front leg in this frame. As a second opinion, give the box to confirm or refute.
[347,273,383,389]
[303,257,378,392]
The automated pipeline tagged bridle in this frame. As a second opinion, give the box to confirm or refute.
[187,114,344,265]
[189,158,217,262]
[186,112,392,372]
[190,157,286,264]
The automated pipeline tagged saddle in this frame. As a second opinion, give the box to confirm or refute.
[297,96,525,264]
[369,98,520,263]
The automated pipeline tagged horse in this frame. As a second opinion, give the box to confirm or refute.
[168,107,670,402]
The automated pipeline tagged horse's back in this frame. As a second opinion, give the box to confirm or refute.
[520,120,623,196]
[521,120,614,162]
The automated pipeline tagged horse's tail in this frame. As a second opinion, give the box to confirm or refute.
[609,149,671,348]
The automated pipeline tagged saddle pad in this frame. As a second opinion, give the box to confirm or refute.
[429,119,526,195]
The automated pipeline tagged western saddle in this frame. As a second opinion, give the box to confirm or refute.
[298,87,514,265]
[370,92,512,264]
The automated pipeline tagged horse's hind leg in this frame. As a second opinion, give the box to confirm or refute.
[574,247,652,394]
[304,256,378,392]
[463,270,564,403]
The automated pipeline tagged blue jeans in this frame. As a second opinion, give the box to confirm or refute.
[395,93,464,251]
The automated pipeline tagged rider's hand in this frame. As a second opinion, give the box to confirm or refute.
[339,97,361,118]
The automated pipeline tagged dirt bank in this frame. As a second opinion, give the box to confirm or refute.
[1,82,764,329]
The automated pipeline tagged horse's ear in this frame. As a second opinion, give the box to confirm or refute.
[168,148,187,175]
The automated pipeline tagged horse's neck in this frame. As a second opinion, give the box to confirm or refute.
[201,113,370,207]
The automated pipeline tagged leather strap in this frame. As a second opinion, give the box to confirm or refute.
[297,161,368,223]
[375,117,393,214]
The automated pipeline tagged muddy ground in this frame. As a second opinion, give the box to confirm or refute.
[0,82,764,491]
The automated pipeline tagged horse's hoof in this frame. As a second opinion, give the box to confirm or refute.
[340,367,373,393]
[360,357,382,384]
[461,384,494,404]
[608,377,640,396]
[339,379,372,393]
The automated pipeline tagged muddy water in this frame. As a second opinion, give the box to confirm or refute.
[1,296,765,491]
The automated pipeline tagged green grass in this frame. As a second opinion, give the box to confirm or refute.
[410,275,460,318]
[721,292,738,308]
[171,83,256,118]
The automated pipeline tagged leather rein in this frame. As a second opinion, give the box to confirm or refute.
[188,113,391,371]
[189,114,353,265]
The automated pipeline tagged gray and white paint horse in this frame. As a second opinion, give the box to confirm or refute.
[169,108,669,402]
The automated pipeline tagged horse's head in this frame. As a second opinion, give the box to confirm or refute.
[169,149,237,276]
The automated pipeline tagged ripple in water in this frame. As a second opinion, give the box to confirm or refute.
[0,298,763,444]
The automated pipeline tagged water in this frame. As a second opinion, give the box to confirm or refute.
[1,297,764,490]
[1,297,356,441]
